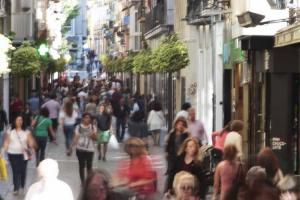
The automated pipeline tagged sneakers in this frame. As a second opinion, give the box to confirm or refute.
[12,190,18,196]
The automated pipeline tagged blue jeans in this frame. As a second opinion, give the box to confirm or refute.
[8,154,28,191]
[63,125,75,150]
[116,118,126,142]
[0,130,4,148]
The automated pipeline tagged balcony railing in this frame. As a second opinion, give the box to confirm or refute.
[186,0,229,25]
[145,2,165,33]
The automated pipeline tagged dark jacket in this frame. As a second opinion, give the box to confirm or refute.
[168,154,207,199]
[0,110,7,131]
[113,104,130,119]
[165,131,189,163]
[127,120,148,138]
[96,113,111,131]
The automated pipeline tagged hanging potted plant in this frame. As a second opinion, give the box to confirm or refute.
[0,34,14,75]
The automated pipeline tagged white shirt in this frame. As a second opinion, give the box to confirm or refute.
[224,131,243,159]
[7,129,29,154]
[59,111,78,126]
[25,179,73,200]
[147,110,165,131]
[175,110,189,120]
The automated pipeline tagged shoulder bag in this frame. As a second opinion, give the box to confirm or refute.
[16,130,33,160]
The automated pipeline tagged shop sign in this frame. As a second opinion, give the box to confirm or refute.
[271,137,287,150]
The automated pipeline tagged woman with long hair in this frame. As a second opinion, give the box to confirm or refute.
[115,137,157,199]
[70,112,97,183]
[213,145,244,200]
[60,101,78,156]
[165,117,190,193]
[31,107,55,166]
[257,147,283,186]
[96,104,111,161]
[79,169,115,200]
[167,138,207,199]
[0,115,35,195]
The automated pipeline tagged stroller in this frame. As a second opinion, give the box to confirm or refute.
[198,145,223,185]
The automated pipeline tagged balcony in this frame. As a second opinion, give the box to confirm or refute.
[144,2,170,39]
[185,0,230,25]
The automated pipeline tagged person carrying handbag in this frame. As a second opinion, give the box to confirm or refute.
[70,112,97,183]
[0,115,35,195]
[31,107,55,166]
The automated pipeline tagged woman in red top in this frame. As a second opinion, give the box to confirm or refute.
[115,137,156,199]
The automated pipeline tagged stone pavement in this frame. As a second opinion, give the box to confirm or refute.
[0,129,166,200]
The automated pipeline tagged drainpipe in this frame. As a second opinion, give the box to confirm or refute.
[211,15,216,131]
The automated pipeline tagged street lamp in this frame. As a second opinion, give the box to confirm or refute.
[38,43,49,56]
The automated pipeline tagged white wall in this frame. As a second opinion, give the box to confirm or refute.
[231,0,289,38]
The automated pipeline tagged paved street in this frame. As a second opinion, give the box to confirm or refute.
[0,128,166,200]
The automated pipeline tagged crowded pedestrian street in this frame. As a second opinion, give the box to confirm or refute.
[0,127,167,200]
[1,0,300,200]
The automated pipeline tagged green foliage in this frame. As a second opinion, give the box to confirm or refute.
[152,34,189,73]
[132,50,153,74]
[105,57,123,73]
[62,5,80,35]
[10,42,41,77]
[49,57,67,73]
[122,52,136,73]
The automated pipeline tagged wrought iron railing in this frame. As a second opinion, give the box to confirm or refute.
[144,2,165,33]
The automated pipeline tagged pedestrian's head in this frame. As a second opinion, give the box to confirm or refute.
[64,101,74,117]
[245,166,267,188]
[80,169,111,200]
[98,104,106,114]
[223,144,238,161]
[188,107,196,121]
[124,137,147,158]
[257,147,280,180]
[38,158,59,180]
[40,107,50,118]
[230,120,244,133]
[82,112,92,125]
[178,137,200,158]
[153,101,162,111]
[12,115,25,130]
[181,102,191,111]
[130,111,144,123]
[173,171,197,199]
[173,117,188,132]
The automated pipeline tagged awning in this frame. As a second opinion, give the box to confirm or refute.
[275,22,300,47]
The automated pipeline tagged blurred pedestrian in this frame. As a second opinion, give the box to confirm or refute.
[165,117,190,193]
[128,111,148,142]
[96,104,111,161]
[224,120,244,160]
[114,97,130,142]
[213,144,245,200]
[79,169,115,200]
[59,101,78,156]
[165,171,200,200]
[70,112,97,183]
[147,101,165,146]
[166,138,207,199]
[187,108,207,145]
[31,107,55,166]
[115,137,157,199]
[10,94,23,123]
[278,175,300,200]
[0,101,8,148]
[0,115,36,195]
[41,93,60,143]
[256,147,284,186]
[25,159,73,200]
[175,102,191,120]
[27,92,40,117]
[238,166,280,200]
[212,121,231,152]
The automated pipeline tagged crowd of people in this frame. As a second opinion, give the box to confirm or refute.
[0,74,299,200]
